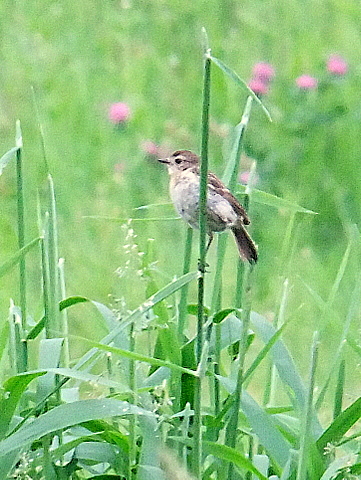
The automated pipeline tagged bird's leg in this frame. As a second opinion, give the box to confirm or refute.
[205,233,214,255]
[198,233,213,273]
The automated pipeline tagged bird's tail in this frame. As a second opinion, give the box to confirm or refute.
[231,225,258,264]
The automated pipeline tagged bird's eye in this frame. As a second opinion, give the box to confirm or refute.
[175,158,182,164]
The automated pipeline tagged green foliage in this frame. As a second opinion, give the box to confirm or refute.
[1,2,361,479]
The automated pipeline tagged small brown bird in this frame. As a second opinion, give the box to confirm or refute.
[159,150,258,264]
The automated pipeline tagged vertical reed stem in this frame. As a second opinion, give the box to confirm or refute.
[193,44,211,479]
[15,121,27,334]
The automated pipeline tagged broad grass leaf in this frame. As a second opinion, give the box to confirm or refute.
[36,338,64,403]
[319,454,358,480]
[0,450,19,480]
[212,308,236,324]
[32,367,130,392]
[137,416,164,480]
[0,372,45,439]
[250,311,323,436]
[0,399,154,457]
[216,375,290,469]
[75,441,119,467]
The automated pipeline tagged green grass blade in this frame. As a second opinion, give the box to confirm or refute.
[58,258,70,367]
[36,338,64,404]
[178,227,193,337]
[0,237,41,279]
[216,376,290,469]
[169,437,268,480]
[236,186,318,214]
[0,372,45,440]
[0,147,18,175]
[243,322,288,385]
[316,396,361,453]
[250,311,323,436]
[315,261,361,410]
[210,55,272,122]
[74,271,197,370]
[82,337,198,377]
[15,121,26,333]
[0,399,154,456]
[47,174,60,336]
[222,96,253,187]
[333,359,345,419]
[84,215,181,222]
[296,332,321,480]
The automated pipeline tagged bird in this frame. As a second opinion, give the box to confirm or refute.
[159,150,258,264]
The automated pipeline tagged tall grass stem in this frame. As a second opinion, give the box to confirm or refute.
[193,44,211,480]
[15,121,27,336]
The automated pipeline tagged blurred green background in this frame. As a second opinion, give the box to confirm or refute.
[1,0,360,384]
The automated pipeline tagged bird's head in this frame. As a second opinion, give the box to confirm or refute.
[158,150,199,173]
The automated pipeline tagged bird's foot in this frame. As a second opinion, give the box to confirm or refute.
[198,258,210,273]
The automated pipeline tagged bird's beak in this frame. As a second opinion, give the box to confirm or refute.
[158,157,170,164]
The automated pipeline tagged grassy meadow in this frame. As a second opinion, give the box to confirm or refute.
[1,0,361,478]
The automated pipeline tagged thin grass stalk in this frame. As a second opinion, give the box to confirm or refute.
[245,435,254,480]
[58,258,70,368]
[296,331,319,480]
[212,96,254,311]
[264,214,295,407]
[226,162,256,479]
[315,266,361,410]
[11,304,27,373]
[15,121,27,337]
[31,85,49,172]
[128,323,137,480]
[192,42,211,480]
[178,227,193,338]
[269,279,289,406]
[47,174,60,336]
[226,263,253,480]
[333,359,345,419]
[41,214,51,338]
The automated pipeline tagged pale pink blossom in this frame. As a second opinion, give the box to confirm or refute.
[108,102,131,124]
[295,75,318,90]
[248,78,269,96]
[240,171,259,185]
[327,54,348,75]
[141,140,159,156]
[252,62,275,82]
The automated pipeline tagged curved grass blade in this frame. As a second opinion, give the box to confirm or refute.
[210,55,272,122]
[0,237,41,279]
[236,186,317,214]
[0,399,154,456]
[84,215,181,222]
[0,372,46,439]
[74,271,198,370]
[170,437,268,480]
[316,396,361,453]
[74,336,198,377]
[0,147,18,175]
[296,332,323,480]
[250,311,323,436]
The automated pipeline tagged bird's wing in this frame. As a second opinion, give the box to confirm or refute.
[207,172,250,225]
